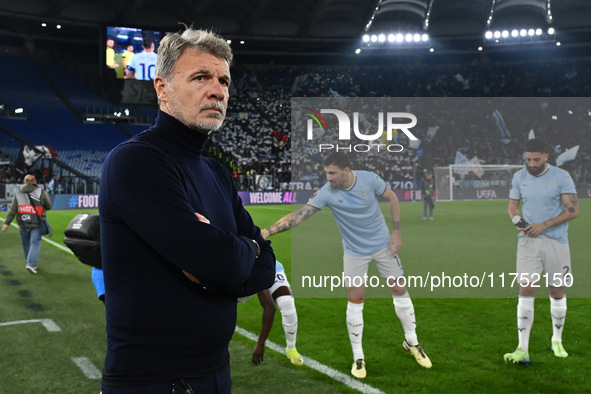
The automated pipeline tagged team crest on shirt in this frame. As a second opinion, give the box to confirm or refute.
[545,181,554,189]
[360,189,370,198]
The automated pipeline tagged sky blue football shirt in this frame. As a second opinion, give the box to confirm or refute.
[307,170,390,256]
[509,165,576,243]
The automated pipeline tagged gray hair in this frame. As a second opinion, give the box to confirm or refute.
[155,25,233,82]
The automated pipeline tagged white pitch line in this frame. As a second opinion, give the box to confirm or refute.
[39,318,62,332]
[0,218,71,252]
[0,318,62,332]
[43,236,73,252]
[234,326,385,394]
[71,357,102,380]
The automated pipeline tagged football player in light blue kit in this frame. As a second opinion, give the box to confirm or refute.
[127,38,158,80]
[261,152,431,379]
[504,138,579,365]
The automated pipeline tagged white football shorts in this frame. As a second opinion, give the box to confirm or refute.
[237,268,291,303]
[516,234,572,287]
[269,268,290,294]
[343,246,404,288]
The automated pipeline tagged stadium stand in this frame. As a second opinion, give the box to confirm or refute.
[1,52,590,188]
[0,53,137,178]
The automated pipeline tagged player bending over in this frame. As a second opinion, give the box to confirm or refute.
[261,152,431,379]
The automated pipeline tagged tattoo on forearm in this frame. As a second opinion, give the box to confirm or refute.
[267,207,316,236]
[393,221,401,230]
[568,194,578,208]
[297,207,316,221]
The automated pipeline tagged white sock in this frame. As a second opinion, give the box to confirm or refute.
[393,292,418,346]
[550,296,567,343]
[275,295,298,349]
[346,301,364,361]
[517,296,535,352]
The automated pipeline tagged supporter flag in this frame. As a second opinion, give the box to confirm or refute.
[454,151,470,176]
[14,144,57,177]
[291,74,309,93]
[492,109,512,144]
[528,129,535,139]
[454,73,469,89]
[409,138,421,150]
[454,151,469,165]
[424,126,439,143]
[469,156,484,178]
[272,130,288,157]
[329,88,343,97]
[556,145,579,167]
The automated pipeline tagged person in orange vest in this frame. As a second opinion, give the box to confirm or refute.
[2,174,52,274]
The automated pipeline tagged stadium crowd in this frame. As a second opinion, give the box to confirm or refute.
[210,56,591,188]
[1,55,590,189]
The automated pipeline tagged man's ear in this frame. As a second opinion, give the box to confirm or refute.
[154,76,167,104]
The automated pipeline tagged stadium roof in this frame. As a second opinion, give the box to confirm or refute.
[1,0,591,59]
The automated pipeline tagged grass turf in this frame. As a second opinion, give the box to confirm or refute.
[0,200,589,393]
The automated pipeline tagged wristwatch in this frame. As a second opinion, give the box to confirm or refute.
[250,239,261,258]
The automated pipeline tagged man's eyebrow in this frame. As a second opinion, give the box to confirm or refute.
[189,70,211,78]
[188,70,231,83]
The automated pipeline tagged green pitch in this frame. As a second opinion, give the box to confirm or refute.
[0,200,589,393]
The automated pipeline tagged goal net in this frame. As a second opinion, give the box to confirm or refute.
[433,164,523,201]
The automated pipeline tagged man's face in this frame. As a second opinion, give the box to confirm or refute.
[155,48,231,134]
[525,151,549,176]
[324,164,350,189]
[107,39,114,48]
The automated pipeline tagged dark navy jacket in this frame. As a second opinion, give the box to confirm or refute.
[99,110,275,384]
